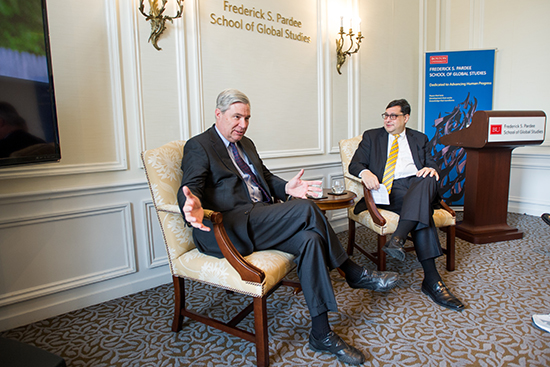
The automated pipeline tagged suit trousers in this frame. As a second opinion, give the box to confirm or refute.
[247,199,349,318]
[378,175,443,262]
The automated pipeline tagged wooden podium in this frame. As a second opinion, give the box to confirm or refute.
[440,110,546,244]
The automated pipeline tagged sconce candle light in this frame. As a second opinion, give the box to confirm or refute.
[139,0,184,51]
[336,16,363,74]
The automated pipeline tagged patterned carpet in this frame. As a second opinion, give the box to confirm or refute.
[2,212,550,366]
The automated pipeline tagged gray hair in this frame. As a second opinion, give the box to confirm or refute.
[215,89,250,113]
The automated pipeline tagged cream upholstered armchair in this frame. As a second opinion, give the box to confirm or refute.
[142,140,300,367]
[338,136,456,272]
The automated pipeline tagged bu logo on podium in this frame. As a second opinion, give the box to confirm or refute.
[490,125,502,134]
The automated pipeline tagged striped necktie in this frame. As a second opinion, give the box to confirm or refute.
[228,142,271,203]
[382,134,400,194]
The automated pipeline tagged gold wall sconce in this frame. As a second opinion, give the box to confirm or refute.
[139,0,184,51]
[336,17,363,74]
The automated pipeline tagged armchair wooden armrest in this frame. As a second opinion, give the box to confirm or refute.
[204,210,266,284]
[362,182,387,226]
[439,199,456,217]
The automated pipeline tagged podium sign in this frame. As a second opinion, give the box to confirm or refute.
[440,110,546,244]
[487,116,546,143]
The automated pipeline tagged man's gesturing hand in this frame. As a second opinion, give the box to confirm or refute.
[285,169,322,199]
[182,186,210,232]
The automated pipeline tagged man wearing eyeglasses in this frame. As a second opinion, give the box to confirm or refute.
[348,98,465,312]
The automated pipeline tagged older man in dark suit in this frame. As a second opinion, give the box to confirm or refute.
[348,98,465,312]
[177,89,399,365]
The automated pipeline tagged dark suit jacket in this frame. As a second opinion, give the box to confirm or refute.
[349,127,439,181]
[348,127,440,215]
[177,125,288,258]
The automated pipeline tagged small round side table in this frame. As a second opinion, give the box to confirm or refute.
[310,189,356,214]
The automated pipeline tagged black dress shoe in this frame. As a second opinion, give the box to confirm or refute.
[382,235,406,261]
[347,268,399,291]
[422,280,465,311]
[542,213,550,227]
[309,330,366,365]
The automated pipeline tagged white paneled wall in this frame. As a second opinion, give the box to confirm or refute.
[0,183,170,330]
[0,0,548,331]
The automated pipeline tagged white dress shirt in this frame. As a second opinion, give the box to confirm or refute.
[390,131,418,180]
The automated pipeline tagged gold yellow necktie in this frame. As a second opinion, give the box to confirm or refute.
[382,134,399,193]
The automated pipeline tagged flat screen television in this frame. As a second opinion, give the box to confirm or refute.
[0,0,61,167]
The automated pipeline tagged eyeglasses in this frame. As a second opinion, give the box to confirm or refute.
[381,113,404,120]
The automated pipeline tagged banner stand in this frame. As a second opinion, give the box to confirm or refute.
[423,49,496,207]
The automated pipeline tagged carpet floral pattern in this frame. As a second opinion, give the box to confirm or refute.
[2,213,550,366]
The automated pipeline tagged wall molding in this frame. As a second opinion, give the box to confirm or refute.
[0,161,128,181]
[511,152,550,171]
[0,181,149,206]
[187,0,207,138]
[0,203,136,307]
[143,201,169,269]
[175,13,191,142]
[316,0,328,156]
[0,158,349,206]
[259,147,325,159]
[469,0,485,49]
[349,0,361,140]
[130,0,148,165]
[104,0,129,172]
[418,0,427,131]
[267,159,341,175]
[508,195,550,216]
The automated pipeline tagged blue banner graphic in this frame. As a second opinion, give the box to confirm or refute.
[424,49,496,206]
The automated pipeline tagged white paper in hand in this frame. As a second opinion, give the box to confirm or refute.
[371,185,390,205]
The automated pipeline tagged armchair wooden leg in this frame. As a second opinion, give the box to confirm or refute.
[282,280,302,295]
[377,235,387,271]
[171,276,185,332]
[347,218,356,256]
[254,297,269,367]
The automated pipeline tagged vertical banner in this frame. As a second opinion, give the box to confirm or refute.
[424,49,496,206]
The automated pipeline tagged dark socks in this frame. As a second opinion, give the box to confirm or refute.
[393,219,417,239]
[420,258,442,286]
[339,258,364,282]
[311,312,331,339]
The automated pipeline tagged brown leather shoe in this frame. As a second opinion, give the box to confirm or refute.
[422,280,465,311]
[309,330,366,365]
